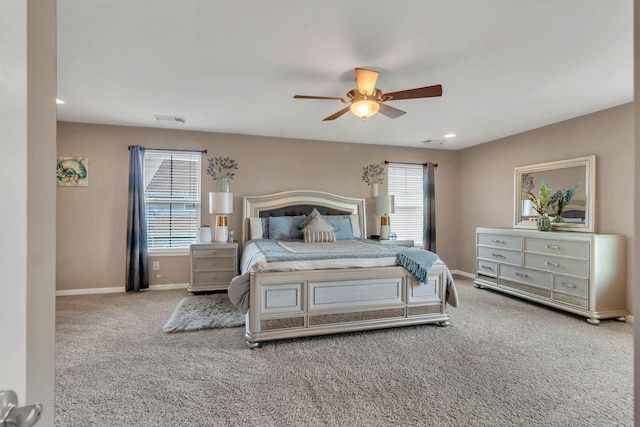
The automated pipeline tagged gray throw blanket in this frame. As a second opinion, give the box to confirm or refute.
[397,248,439,283]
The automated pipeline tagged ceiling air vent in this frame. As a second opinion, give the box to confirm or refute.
[421,139,446,146]
[154,115,186,126]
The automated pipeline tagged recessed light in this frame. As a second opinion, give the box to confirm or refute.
[56,98,65,104]
[444,133,456,138]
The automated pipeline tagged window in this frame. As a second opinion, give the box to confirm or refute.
[387,163,423,246]
[144,150,201,252]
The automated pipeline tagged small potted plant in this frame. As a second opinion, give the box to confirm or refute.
[526,180,553,231]
[550,182,582,223]
[206,156,238,192]
[362,163,385,197]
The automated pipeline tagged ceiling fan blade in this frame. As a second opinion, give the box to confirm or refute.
[355,68,379,95]
[322,106,351,121]
[382,84,443,101]
[294,95,346,101]
[378,103,406,119]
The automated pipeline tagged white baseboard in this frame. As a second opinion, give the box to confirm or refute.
[56,283,189,297]
[451,270,474,279]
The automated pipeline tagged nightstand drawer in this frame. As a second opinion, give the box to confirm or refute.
[192,248,236,258]
[192,256,237,271]
[193,270,236,285]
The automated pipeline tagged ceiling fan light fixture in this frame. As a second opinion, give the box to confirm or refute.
[350,97,379,120]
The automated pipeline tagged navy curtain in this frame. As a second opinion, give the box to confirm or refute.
[126,145,149,292]
[423,162,436,252]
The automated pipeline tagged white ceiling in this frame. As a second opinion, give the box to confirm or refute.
[56,1,633,150]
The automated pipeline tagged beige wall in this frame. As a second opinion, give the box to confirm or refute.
[56,122,459,291]
[57,103,634,314]
[458,103,634,312]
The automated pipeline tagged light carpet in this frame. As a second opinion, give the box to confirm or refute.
[55,277,633,426]
[162,293,245,332]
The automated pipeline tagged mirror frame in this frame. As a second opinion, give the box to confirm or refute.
[513,155,596,233]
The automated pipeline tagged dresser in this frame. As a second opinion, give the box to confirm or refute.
[188,242,238,293]
[474,227,627,324]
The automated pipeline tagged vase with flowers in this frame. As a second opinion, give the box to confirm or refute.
[526,179,553,231]
[206,156,238,192]
[362,163,385,198]
[550,181,582,224]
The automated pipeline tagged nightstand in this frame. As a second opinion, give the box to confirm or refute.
[188,242,238,293]
[371,239,414,247]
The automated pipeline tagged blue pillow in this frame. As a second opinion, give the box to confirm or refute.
[325,217,353,240]
[268,216,306,240]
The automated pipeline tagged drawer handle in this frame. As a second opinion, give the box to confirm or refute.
[545,244,560,250]
[481,266,494,271]
[212,262,217,267]
[545,261,560,267]
[515,272,529,278]
[212,275,218,280]
[560,282,577,288]
[491,253,505,258]
[492,239,505,244]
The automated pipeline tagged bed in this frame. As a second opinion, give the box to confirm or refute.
[228,190,458,348]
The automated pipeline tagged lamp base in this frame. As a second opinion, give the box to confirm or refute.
[380,225,390,240]
[215,226,228,242]
[214,215,228,242]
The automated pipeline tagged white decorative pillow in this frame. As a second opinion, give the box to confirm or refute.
[302,216,336,243]
[249,217,265,240]
[349,215,361,238]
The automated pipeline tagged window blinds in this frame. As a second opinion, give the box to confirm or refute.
[387,163,423,246]
[143,150,201,250]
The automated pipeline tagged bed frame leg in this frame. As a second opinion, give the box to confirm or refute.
[247,340,262,350]
[438,320,450,327]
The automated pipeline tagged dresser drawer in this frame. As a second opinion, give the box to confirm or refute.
[525,238,589,259]
[192,248,236,258]
[524,253,589,278]
[192,270,236,285]
[477,260,498,277]
[477,246,522,265]
[478,233,522,250]
[192,256,237,271]
[500,265,552,288]
[553,276,589,299]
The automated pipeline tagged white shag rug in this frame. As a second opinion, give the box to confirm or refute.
[163,293,245,332]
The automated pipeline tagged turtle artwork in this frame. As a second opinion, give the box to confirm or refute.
[57,157,89,186]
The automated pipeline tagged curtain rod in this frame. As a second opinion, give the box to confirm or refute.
[385,160,438,167]
[128,146,207,154]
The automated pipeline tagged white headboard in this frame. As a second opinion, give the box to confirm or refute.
[242,190,366,244]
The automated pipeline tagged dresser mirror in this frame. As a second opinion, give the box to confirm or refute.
[514,155,596,232]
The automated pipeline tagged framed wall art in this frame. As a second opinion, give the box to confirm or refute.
[57,157,89,187]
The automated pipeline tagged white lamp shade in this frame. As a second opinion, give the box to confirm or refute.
[522,199,534,216]
[375,195,395,215]
[209,192,233,214]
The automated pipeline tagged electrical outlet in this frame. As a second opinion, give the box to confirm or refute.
[152,261,160,271]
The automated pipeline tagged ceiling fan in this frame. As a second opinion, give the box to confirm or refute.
[293,68,442,121]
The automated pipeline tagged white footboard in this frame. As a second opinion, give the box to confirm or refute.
[245,264,449,348]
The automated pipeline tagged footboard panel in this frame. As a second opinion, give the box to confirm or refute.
[245,264,449,347]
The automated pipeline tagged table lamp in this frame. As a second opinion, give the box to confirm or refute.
[209,192,233,242]
[375,195,395,240]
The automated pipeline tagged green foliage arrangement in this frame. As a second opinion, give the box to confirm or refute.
[206,157,238,180]
[361,163,385,185]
